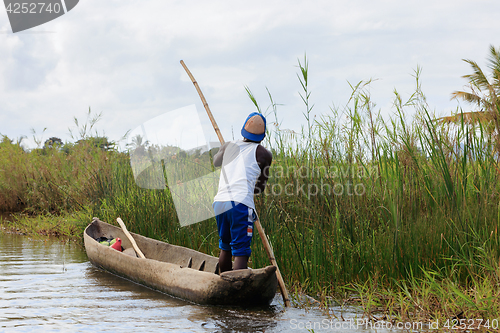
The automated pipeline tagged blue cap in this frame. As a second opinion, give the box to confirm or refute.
[241,112,266,142]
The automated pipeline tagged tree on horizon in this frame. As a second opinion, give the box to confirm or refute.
[440,45,500,154]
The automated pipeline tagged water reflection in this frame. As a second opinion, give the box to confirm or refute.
[0,231,384,332]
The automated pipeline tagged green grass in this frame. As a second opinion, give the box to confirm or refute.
[0,210,91,239]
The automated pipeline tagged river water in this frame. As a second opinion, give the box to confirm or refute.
[0,231,416,332]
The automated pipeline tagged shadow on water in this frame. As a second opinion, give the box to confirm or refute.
[190,302,281,332]
[0,231,384,332]
[85,264,282,332]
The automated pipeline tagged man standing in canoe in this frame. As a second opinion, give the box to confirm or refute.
[212,112,272,272]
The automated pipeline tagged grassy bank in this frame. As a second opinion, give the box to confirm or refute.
[0,211,89,238]
[1,63,500,323]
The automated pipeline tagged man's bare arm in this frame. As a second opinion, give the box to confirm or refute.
[255,145,272,194]
[213,143,229,167]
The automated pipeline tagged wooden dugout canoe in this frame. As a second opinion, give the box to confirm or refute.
[83,218,278,306]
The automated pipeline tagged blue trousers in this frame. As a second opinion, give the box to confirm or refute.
[213,201,256,257]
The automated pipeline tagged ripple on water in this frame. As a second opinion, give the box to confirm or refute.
[1,232,380,333]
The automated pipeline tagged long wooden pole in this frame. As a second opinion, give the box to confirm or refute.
[253,216,291,307]
[180,60,291,307]
[179,60,225,145]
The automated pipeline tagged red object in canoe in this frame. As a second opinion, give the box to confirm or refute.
[111,238,122,251]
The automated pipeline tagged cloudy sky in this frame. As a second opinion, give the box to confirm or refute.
[1,0,499,149]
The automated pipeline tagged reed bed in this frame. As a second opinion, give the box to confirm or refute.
[1,62,499,321]
[0,136,113,213]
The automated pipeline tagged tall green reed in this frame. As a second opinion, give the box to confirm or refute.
[1,60,499,300]
[247,63,500,293]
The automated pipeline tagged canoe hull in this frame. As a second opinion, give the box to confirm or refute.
[84,218,278,306]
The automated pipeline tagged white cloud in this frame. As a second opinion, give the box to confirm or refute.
[0,0,499,148]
